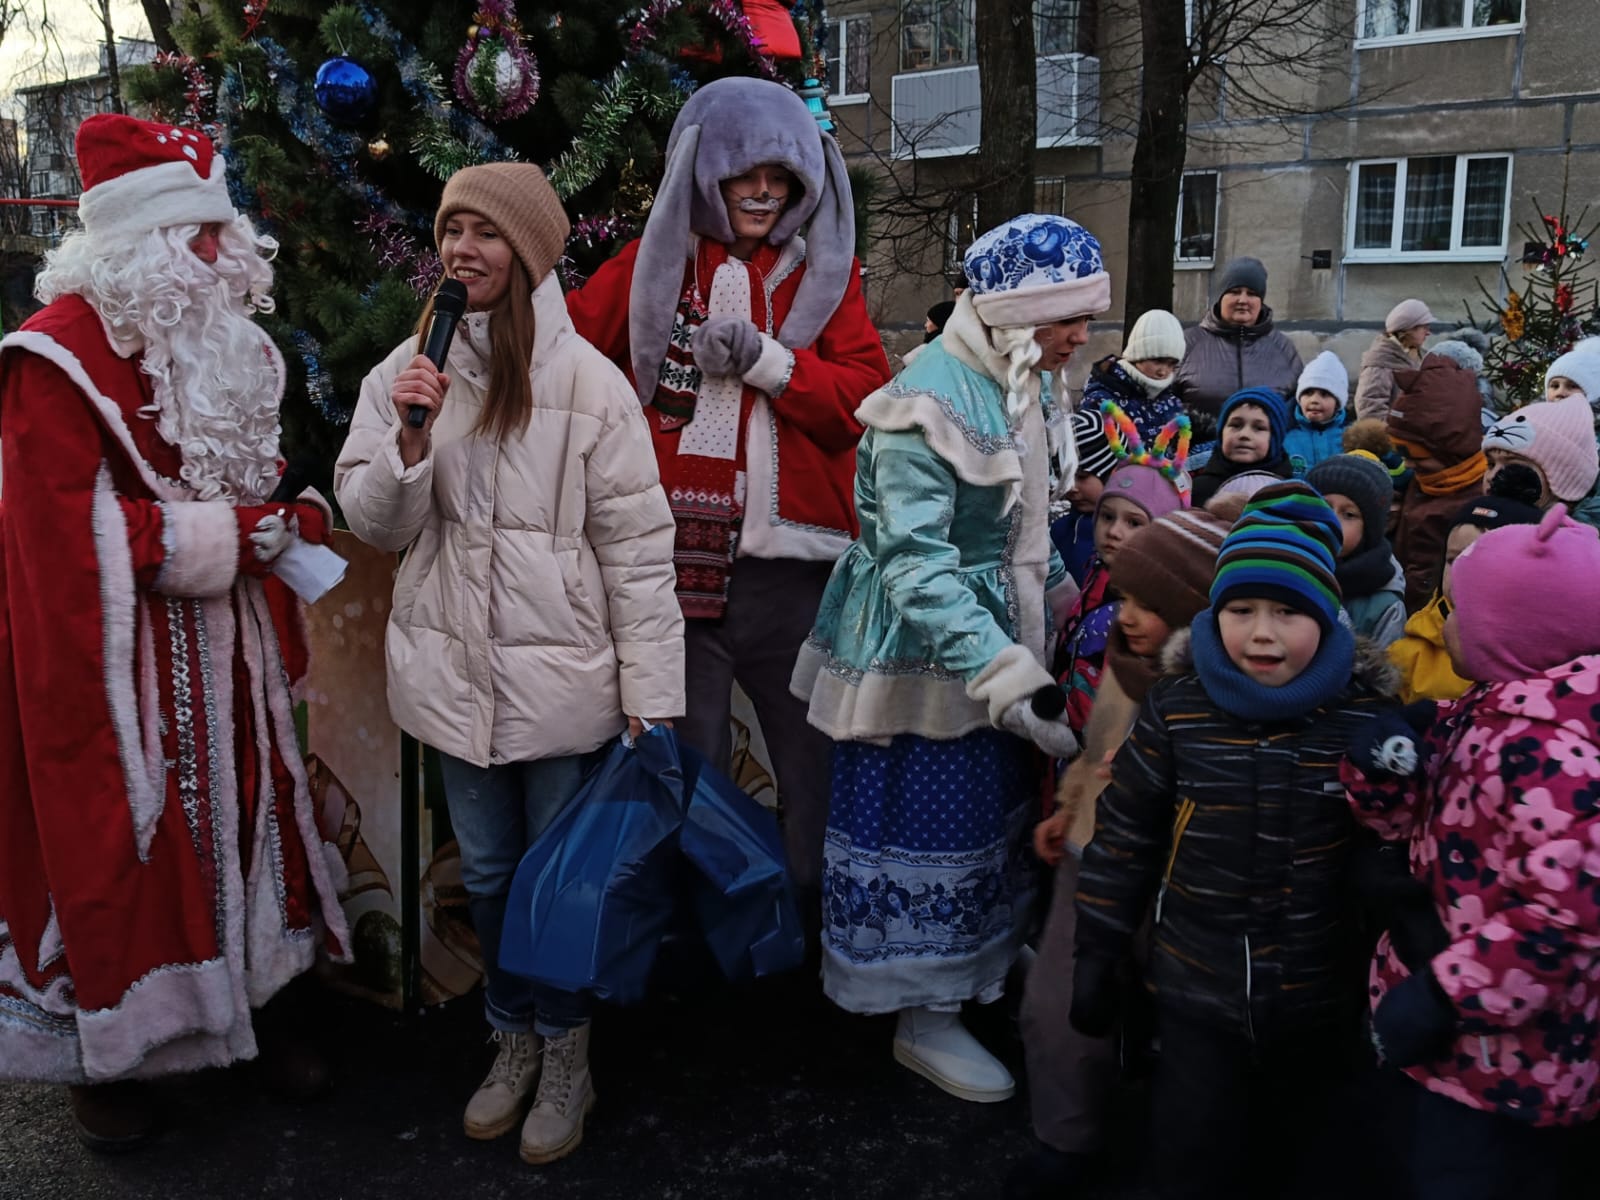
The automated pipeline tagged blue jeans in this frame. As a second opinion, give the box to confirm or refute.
[437,751,594,1036]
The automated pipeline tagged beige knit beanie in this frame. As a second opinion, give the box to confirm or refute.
[434,162,570,286]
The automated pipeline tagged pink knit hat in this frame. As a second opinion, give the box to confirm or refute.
[1099,462,1187,522]
[1450,505,1600,681]
[1481,394,1600,503]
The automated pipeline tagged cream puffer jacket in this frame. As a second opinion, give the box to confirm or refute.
[335,274,685,768]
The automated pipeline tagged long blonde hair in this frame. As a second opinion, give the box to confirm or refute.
[415,259,536,441]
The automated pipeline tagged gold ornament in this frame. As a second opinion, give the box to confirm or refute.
[467,23,480,38]
[367,136,392,161]
[616,158,654,221]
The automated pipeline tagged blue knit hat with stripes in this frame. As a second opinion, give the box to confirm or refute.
[1209,481,1343,631]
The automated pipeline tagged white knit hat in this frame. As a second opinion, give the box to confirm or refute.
[74,113,237,239]
[1543,338,1600,402]
[1296,350,1350,409]
[1121,309,1185,363]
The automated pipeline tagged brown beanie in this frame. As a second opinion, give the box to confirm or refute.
[1110,508,1231,630]
[434,162,571,286]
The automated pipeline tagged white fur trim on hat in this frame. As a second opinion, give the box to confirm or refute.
[77,156,237,240]
[1121,309,1185,363]
[1296,350,1350,409]
[971,273,1112,329]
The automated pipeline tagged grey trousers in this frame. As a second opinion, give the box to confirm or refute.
[1019,852,1120,1154]
[676,556,835,895]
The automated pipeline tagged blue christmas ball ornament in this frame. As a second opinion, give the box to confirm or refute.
[314,56,378,124]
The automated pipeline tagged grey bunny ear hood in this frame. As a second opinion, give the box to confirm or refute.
[628,77,857,402]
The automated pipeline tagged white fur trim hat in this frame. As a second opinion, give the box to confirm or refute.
[74,113,237,240]
[1296,350,1350,408]
[963,214,1111,329]
[1544,339,1600,402]
[1122,309,1184,363]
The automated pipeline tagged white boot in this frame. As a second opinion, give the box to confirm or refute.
[519,1023,596,1165]
[892,1006,1015,1103]
[463,1030,541,1139]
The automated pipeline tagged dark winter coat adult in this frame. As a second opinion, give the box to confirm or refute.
[1171,306,1303,420]
[1075,629,1400,1042]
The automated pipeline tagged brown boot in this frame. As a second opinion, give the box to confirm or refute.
[254,1026,333,1102]
[68,1082,158,1153]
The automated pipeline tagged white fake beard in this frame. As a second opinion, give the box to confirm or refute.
[38,219,284,502]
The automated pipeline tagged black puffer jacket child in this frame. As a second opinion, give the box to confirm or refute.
[1075,629,1399,1042]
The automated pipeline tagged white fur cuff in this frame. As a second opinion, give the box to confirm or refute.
[965,642,1054,725]
[743,334,796,399]
[153,500,239,598]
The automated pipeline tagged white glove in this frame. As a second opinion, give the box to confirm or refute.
[1000,698,1080,759]
[249,510,299,564]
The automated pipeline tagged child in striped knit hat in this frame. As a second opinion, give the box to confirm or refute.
[1071,481,1400,1200]
[1049,407,1121,587]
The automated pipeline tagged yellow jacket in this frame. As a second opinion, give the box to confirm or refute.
[1388,594,1471,703]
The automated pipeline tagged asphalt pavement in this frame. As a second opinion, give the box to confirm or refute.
[0,963,1156,1200]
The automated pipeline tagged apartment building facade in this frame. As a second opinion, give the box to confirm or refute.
[825,0,1600,369]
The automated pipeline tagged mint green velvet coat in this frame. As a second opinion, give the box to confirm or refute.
[791,294,1067,743]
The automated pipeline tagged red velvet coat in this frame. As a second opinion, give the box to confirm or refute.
[0,296,348,1084]
[567,237,891,561]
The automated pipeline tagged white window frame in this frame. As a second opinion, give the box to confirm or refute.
[1355,0,1524,49]
[1344,152,1513,264]
[1174,170,1220,269]
[828,14,872,105]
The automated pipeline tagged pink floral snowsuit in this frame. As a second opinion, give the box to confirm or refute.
[1342,654,1600,1127]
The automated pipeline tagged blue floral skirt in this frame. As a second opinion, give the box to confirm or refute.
[821,728,1037,1014]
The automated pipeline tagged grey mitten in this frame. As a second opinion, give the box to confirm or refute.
[691,316,763,377]
[1000,698,1080,759]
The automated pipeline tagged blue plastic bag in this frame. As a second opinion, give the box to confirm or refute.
[500,726,805,1002]
[499,727,685,1004]
[679,742,806,981]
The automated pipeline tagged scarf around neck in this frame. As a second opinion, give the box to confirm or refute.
[1105,625,1164,703]
[1335,540,1397,598]
[1412,451,1487,496]
[1189,608,1356,722]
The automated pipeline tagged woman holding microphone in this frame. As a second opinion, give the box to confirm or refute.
[335,163,684,1166]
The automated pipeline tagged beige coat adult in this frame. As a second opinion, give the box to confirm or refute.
[1353,333,1418,421]
[335,274,685,768]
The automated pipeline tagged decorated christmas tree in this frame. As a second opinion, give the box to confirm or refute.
[126,0,831,478]
[1469,193,1600,415]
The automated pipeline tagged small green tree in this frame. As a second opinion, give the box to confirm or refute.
[1469,199,1600,415]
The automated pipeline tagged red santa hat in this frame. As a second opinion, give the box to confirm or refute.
[74,113,237,240]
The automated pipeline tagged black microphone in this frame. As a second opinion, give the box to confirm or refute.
[1030,683,1067,720]
[268,459,312,505]
[408,278,470,429]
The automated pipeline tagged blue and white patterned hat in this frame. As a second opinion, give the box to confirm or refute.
[962,213,1111,329]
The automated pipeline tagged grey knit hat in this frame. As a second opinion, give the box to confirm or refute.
[1307,453,1392,553]
[1215,256,1267,300]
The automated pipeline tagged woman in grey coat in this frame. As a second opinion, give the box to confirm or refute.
[1171,256,1303,420]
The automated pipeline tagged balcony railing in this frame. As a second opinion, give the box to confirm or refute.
[890,53,1100,159]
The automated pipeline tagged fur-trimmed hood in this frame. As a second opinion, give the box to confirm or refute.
[1158,623,1401,696]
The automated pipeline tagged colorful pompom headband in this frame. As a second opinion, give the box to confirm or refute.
[1100,400,1192,490]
